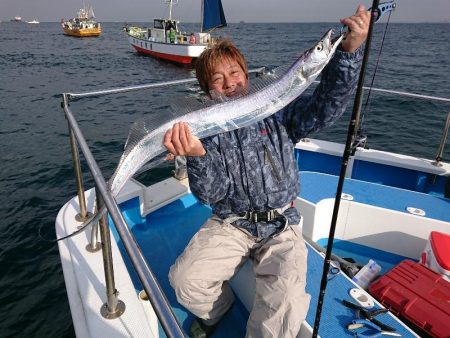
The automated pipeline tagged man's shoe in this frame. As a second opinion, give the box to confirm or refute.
[189,318,217,338]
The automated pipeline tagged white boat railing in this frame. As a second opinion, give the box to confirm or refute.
[66,67,266,99]
[347,84,450,166]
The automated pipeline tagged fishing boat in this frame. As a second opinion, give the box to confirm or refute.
[11,16,23,22]
[56,73,450,338]
[125,0,227,64]
[56,5,450,337]
[27,19,40,24]
[61,3,101,37]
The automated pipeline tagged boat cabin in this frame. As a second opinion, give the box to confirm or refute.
[154,18,178,32]
[146,18,180,43]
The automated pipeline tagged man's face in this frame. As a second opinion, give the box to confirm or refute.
[207,57,248,97]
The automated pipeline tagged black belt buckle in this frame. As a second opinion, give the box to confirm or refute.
[245,209,279,222]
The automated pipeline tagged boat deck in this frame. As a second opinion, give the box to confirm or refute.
[299,171,450,223]
[114,193,416,337]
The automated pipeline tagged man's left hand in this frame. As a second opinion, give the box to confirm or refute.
[340,5,370,53]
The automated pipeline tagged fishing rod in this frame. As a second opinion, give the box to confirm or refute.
[312,0,381,337]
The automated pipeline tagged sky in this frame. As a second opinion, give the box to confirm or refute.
[1,0,449,23]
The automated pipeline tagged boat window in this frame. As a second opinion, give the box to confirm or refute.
[154,20,164,29]
[165,20,177,31]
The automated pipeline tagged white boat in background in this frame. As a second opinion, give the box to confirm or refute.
[125,0,227,64]
[11,16,23,22]
[27,19,40,24]
[56,60,450,337]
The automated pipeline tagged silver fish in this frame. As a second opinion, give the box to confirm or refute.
[109,29,344,196]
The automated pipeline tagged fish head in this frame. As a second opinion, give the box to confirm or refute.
[298,29,344,79]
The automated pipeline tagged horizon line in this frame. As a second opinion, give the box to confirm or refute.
[2,20,449,24]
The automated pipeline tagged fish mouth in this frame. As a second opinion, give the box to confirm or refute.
[320,29,344,55]
[330,30,345,51]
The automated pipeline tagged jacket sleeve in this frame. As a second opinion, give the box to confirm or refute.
[186,137,230,204]
[277,46,364,143]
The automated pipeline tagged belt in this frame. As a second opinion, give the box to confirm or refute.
[241,209,280,222]
[231,201,294,224]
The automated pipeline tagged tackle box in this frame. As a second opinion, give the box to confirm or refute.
[369,260,450,338]
[420,231,450,281]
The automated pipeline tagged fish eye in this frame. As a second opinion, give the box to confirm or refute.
[316,43,323,51]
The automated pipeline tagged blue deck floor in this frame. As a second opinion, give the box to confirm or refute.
[113,194,415,338]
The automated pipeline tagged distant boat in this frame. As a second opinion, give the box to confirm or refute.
[27,19,40,24]
[11,16,23,22]
[125,0,227,64]
[61,3,101,37]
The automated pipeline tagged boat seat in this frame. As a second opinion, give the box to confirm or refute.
[299,171,450,223]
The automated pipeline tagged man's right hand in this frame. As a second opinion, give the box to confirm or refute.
[163,122,206,157]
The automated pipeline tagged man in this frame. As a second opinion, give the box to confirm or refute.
[164,5,370,338]
[169,28,176,43]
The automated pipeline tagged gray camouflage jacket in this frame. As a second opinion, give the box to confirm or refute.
[186,47,363,238]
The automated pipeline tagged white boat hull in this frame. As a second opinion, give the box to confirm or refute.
[128,35,208,64]
[56,182,158,338]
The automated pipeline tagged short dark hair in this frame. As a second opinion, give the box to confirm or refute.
[195,39,248,95]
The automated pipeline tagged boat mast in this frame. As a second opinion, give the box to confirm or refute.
[200,0,204,32]
[167,0,174,20]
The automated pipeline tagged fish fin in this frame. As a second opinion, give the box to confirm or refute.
[135,152,170,175]
[123,106,181,151]
[168,95,209,116]
[123,95,215,151]
[246,64,291,92]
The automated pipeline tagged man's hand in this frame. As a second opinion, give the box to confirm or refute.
[340,5,370,53]
[163,122,206,157]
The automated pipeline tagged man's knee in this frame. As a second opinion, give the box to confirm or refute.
[169,264,190,299]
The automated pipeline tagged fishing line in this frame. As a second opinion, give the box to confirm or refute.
[38,207,106,243]
[358,10,394,142]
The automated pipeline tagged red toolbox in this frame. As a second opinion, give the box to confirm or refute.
[369,260,450,338]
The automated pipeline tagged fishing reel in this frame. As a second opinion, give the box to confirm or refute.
[369,1,397,23]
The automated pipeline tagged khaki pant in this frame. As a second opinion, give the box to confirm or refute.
[169,216,310,338]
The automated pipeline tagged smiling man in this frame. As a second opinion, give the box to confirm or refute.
[164,5,370,338]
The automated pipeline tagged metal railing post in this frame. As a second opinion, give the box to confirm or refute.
[97,189,126,319]
[68,120,92,222]
[86,219,101,252]
[433,109,450,167]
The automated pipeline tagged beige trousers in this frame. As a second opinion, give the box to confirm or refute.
[168,216,310,338]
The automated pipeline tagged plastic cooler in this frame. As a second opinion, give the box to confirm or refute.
[369,260,450,338]
[421,231,450,281]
